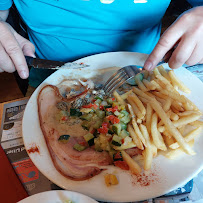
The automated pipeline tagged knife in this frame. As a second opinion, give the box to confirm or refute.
[25,56,89,69]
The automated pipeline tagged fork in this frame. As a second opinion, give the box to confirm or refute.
[103,60,166,94]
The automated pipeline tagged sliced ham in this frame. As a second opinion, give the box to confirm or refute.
[125,147,142,157]
[38,85,112,181]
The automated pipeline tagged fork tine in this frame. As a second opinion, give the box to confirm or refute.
[103,69,124,91]
[106,74,128,94]
[103,65,142,95]
[105,73,126,92]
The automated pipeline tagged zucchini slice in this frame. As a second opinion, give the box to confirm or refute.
[70,108,82,117]
[112,123,122,135]
[73,144,87,151]
[84,133,94,146]
[127,72,144,85]
[120,115,131,124]
[81,120,91,130]
[58,135,70,144]
[111,135,122,146]
[93,119,102,129]
[95,109,105,119]
[119,129,129,138]
[120,122,127,130]
[80,113,93,121]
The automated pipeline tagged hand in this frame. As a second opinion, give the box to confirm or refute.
[0,20,35,79]
[144,6,203,71]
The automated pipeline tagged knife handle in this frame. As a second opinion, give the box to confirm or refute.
[25,56,34,66]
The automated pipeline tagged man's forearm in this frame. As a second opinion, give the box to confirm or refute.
[0,9,9,21]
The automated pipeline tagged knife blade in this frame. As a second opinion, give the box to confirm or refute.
[25,56,89,69]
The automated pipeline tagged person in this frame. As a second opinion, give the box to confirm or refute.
[0,0,202,89]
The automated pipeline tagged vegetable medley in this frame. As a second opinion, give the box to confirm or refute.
[57,92,134,170]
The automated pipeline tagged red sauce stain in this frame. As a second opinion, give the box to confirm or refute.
[131,171,158,187]
[27,144,40,154]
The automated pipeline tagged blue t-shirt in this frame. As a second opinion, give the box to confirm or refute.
[1,0,202,87]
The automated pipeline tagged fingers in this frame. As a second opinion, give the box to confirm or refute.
[15,32,36,58]
[185,43,203,66]
[144,25,184,71]
[168,34,196,69]
[0,23,29,79]
[199,58,203,64]
[163,48,174,63]
[0,42,15,73]
[145,7,203,71]
[22,43,36,58]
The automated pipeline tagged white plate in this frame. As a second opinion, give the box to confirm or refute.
[18,190,98,203]
[22,52,203,202]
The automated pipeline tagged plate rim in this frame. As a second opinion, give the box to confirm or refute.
[18,190,98,203]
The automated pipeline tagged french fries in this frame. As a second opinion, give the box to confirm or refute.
[169,127,202,149]
[151,112,167,151]
[135,76,148,92]
[149,98,195,155]
[190,120,203,127]
[139,124,153,170]
[129,93,146,116]
[121,90,133,100]
[112,66,202,173]
[127,124,144,150]
[163,98,172,112]
[113,91,126,106]
[143,79,156,90]
[121,151,142,175]
[157,65,171,81]
[165,140,195,160]
[158,113,201,132]
[131,118,147,148]
[127,97,144,122]
[146,104,153,135]
[169,70,191,93]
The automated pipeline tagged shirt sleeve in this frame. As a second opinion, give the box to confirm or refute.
[187,0,203,6]
[0,0,12,10]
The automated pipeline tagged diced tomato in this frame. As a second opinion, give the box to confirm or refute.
[61,116,68,121]
[121,138,125,144]
[92,99,96,103]
[106,115,120,124]
[106,106,118,113]
[99,105,104,110]
[92,104,98,109]
[102,122,109,128]
[97,127,108,134]
[114,161,129,170]
[98,122,109,134]
[112,106,118,112]
[113,117,120,124]
[112,98,115,101]
[82,103,93,108]
[78,141,88,146]
[82,103,98,109]
[106,108,113,112]
[106,115,115,121]
[114,152,122,160]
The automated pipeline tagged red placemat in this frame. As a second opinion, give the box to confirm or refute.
[0,145,28,203]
